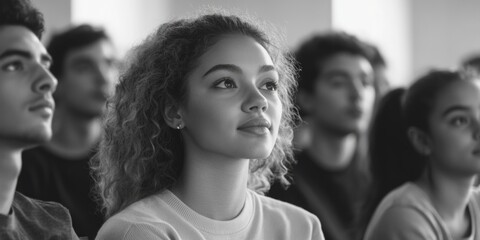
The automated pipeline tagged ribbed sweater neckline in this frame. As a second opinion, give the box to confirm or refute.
[158,189,254,236]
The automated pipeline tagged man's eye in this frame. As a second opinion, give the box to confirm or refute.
[451,116,469,126]
[328,77,347,87]
[214,78,237,89]
[261,81,278,91]
[3,61,23,72]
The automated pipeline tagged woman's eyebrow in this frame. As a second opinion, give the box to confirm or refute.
[259,65,275,74]
[442,105,470,117]
[203,64,242,77]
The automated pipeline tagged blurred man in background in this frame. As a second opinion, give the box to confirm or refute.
[17,24,118,239]
[269,32,376,240]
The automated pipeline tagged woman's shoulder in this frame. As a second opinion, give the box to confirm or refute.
[251,191,324,239]
[96,216,177,240]
[364,205,438,240]
[254,190,318,221]
[96,192,179,240]
[364,183,442,240]
[369,182,436,224]
[378,182,431,209]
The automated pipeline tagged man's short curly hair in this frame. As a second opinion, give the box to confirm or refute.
[92,13,298,218]
[0,0,44,39]
[47,24,110,79]
[295,31,373,93]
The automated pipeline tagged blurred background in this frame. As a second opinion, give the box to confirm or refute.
[34,0,480,87]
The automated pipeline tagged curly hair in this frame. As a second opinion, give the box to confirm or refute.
[0,0,44,39]
[92,13,298,218]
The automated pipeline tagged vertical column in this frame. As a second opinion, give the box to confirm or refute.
[411,0,480,77]
[332,0,412,87]
[71,0,171,57]
[33,0,72,41]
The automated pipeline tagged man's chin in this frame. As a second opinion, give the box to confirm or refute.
[78,105,106,119]
[0,129,51,150]
[330,123,362,136]
[21,130,52,149]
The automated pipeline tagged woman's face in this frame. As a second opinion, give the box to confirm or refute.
[427,79,480,176]
[179,35,282,161]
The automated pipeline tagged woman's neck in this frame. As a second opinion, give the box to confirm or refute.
[0,147,22,215]
[418,168,476,238]
[171,152,250,221]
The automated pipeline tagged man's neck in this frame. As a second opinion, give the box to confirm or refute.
[307,125,359,171]
[0,146,22,215]
[47,108,102,159]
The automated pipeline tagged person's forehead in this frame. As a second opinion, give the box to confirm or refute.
[433,80,480,112]
[0,25,46,56]
[64,39,116,63]
[197,35,273,68]
[320,52,372,73]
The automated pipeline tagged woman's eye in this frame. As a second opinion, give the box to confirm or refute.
[2,61,23,72]
[214,78,237,89]
[261,81,278,91]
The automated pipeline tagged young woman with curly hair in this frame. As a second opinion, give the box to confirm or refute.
[93,13,324,240]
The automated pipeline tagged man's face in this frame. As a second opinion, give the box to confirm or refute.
[0,25,57,148]
[55,39,118,118]
[301,53,375,135]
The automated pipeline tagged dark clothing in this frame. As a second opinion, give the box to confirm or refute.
[268,150,371,240]
[0,192,79,239]
[17,147,103,240]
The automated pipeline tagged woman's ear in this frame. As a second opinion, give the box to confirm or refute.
[407,127,432,156]
[163,101,185,130]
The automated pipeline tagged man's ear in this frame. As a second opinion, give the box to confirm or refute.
[163,101,184,130]
[407,127,432,156]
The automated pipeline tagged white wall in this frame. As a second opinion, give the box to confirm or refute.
[38,0,480,88]
[33,0,71,42]
[411,0,480,79]
[71,0,332,53]
[71,0,169,56]
[166,0,332,48]
[332,0,412,87]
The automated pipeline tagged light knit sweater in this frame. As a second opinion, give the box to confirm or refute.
[364,182,480,240]
[96,189,324,240]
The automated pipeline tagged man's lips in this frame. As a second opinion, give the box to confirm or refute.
[29,99,55,117]
[347,106,363,118]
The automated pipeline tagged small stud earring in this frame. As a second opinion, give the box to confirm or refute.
[176,123,183,130]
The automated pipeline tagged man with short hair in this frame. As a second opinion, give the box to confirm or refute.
[17,24,118,239]
[269,32,376,240]
[0,0,78,238]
